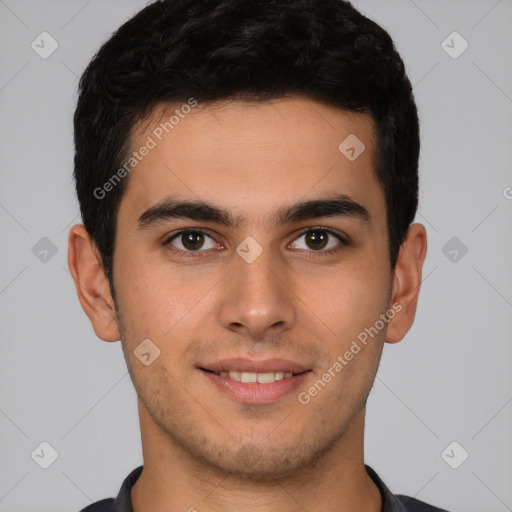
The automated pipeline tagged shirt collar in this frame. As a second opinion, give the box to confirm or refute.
[115,464,405,512]
[115,465,141,512]
[365,464,410,512]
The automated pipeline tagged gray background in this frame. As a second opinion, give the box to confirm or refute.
[0,0,511,511]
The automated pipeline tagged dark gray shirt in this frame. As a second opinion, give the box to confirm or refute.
[79,465,450,512]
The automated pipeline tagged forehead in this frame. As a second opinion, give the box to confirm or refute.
[119,95,384,228]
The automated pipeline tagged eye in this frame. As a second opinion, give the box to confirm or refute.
[165,229,219,255]
[163,227,347,258]
[289,227,346,255]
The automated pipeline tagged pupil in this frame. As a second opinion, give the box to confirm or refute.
[183,232,204,250]
[307,231,327,250]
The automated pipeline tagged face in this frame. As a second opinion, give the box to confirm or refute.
[81,96,406,479]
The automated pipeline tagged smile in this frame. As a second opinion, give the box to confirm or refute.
[204,369,301,383]
[200,367,312,404]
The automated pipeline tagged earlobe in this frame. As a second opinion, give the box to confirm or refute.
[385,223,427,344]
[67,224,121,342]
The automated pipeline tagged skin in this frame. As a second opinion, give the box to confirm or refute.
[68,96,427,512]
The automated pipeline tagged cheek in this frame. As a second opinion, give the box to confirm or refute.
[306,262,389,338]
[114,257,217,365]
[113,257,175,341]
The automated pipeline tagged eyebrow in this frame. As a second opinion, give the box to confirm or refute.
[136,192,371,230]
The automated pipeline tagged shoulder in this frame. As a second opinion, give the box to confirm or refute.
[365,465,451,512]
[395,494,452,512]
[76,465,143,512]
[78,498,116,512]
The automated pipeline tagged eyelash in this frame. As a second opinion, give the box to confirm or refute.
[163,227,348,259]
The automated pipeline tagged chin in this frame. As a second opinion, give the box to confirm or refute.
[190,433,340,483]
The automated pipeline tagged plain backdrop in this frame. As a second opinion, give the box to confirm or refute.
[0,1,511,511]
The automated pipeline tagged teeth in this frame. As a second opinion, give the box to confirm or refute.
[214,370,298,383]
[257,372,275,384]
[240,371,257,383]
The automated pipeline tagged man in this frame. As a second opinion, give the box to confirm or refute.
[68,0,449,510]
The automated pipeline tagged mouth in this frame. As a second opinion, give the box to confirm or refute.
[200,368,307,383]
[198,358,313,404]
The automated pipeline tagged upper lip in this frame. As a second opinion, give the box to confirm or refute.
[200,358,310,374]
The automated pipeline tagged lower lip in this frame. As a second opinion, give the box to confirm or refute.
[200,369,311,404]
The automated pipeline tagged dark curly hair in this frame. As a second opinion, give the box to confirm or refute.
[73,0,419,301]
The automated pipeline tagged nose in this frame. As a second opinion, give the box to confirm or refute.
[217,244,297,340]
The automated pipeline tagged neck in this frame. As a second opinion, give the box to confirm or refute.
[131,402,382,512]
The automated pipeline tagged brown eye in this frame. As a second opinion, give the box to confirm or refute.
[166,230,217,252]
[290,228,346,254]
[181,231,205,250]
[304,230,328,250]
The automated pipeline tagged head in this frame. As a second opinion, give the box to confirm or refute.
[69,0,426,480]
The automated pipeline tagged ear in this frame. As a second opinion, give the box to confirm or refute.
[67,224,120,342]
[385,223,427,344]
